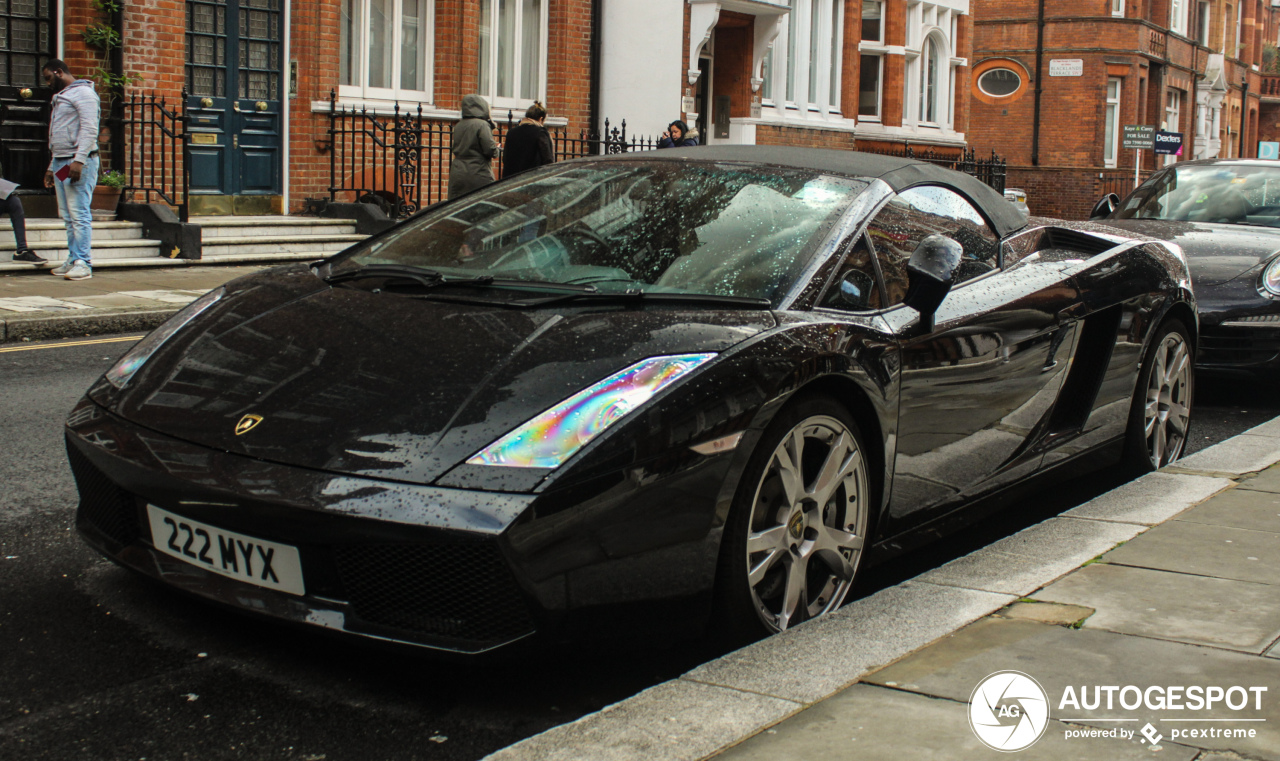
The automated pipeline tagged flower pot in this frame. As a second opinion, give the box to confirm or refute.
[91,185,123,214]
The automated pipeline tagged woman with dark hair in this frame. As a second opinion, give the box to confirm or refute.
[502,101,555,179]
[657,120,698,148]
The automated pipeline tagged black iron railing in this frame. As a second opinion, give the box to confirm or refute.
[866,144,1008,194]
[121,91,190,222]
[1098,171,1150,200]
[326,91,658,218]
[325,93,1010,217]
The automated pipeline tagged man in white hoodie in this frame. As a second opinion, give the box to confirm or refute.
[41,59,99,281]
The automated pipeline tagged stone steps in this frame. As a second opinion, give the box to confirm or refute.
[0,220,146,242]
[200,234,368,258]
[0,237,166,263]
[195,217,359,238]
[0,215,370,272]
[191,216,366,259]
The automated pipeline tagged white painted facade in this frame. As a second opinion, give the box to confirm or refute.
[599,0,969,147]
[599,0,686,138]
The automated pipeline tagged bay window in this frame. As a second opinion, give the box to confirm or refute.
[340,0,433,101]
[776,0,844,114]
[479,0,547,108]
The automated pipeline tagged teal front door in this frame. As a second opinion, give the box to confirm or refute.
[185,0,283,202]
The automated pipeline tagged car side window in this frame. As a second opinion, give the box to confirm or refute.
[818,233,882,311]
[865,186,1002,306]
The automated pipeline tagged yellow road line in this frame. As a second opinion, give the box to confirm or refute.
[0,335,143,353]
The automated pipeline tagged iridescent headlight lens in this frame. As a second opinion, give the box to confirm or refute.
[1263,256,1280,297]
[105,287,225,388]
[468,353,717,469]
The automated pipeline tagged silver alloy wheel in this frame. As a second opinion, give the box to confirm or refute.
[1144,330,1192,468]
[745,414,868,633]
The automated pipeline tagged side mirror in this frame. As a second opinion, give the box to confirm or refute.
[1090,193,1120,220]
[832,269,876,311]
[903,234,963,332]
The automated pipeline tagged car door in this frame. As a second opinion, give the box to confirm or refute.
[868,186,1081,537]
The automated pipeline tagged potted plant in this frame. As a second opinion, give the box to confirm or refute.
[92,169,126,213]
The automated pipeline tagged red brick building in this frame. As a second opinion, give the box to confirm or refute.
[969,0,1269,219]
[13,0,595,216]
[3,0,983,220]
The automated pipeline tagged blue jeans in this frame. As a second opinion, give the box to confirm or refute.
[52,154,98,266]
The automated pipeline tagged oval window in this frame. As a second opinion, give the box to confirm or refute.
[978,68,1022,97]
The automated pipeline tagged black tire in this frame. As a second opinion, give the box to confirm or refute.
[1123,318,1194,472]
[713,395,873,643]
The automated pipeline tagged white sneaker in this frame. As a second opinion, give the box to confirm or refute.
[50,260,73,275]
[63,261,92,280]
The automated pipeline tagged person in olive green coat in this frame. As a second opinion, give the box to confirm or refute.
[449,94,497,199]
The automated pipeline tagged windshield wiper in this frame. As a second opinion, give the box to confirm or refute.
[328,266,608,296]
[511,290,772,309]
[325,264,446,287]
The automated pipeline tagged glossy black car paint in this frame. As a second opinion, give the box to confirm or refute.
[1096,159,1280,372]
[69,149,1196,654]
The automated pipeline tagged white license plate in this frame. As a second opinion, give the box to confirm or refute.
[146,504,305,596]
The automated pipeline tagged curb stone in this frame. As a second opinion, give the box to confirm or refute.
[484,418,1280,761]
[1,307,180,343]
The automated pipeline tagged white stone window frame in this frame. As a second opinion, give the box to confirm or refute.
[1164,88,1182,166]
[1112,0,1124,17]
[903,3,956,131]
[1105,77,1122,168]
[857,52,884,121]
[477,0,550,112]
[1170,0,1188,36]
[338,0,435,105]
[856,0,888,122]
[770,0,845,119]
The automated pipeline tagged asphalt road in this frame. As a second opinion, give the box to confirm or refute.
[1,335,1274,761]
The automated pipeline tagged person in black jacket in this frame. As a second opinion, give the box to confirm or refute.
[657,120,699,148]
[502,101,554,179]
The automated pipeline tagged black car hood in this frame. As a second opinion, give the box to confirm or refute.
[1100,218,1280,286]
[108,277,776,486]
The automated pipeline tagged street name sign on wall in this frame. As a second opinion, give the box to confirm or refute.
[1123,125,1156,150]
[1154,131,1184,155]
[1049,59,1084,76]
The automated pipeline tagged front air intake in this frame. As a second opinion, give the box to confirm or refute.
[334,543,536,649]
[67,440,140,547]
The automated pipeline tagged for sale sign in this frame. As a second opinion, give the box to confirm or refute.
[1122,125,1156,151]
[1154,131,1184,155]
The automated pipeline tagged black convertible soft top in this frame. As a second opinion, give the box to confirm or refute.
[599,145,1028,239]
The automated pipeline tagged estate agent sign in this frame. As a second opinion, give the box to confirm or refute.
[1122,125,1156,151]
[1154,131,1184,156]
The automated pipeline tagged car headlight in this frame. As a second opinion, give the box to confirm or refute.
[104,287,225,389]
[467,353,717,469]
[1262,256,1280,297]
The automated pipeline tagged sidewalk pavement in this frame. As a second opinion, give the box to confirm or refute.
[491,420,1280,761]
[0,265,269,342]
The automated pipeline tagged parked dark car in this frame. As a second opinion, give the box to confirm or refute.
[1091,158,1280,373]
[68,147,1195,656]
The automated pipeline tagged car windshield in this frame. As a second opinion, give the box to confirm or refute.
[337,160,866,305]
[1113,164,1280,226]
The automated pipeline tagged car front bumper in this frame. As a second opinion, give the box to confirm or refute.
[66,395,732,654]
[68,396,549,654]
